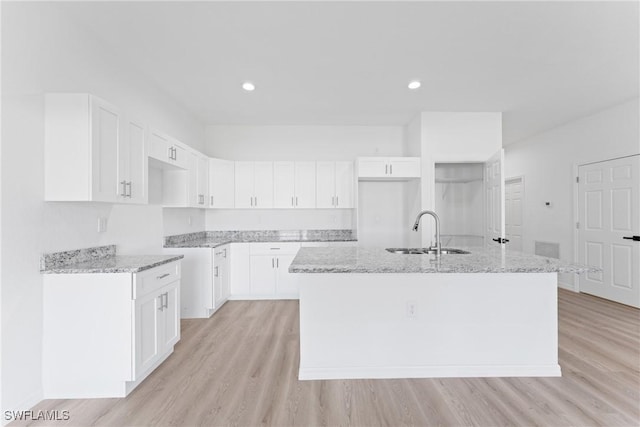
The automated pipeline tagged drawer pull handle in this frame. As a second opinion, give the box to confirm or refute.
[157,273,170,280]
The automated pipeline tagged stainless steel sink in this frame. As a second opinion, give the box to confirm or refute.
[386,248,470,255]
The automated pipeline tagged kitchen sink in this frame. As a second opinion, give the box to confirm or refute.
[386,248,470,255]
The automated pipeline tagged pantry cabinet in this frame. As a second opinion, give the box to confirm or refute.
[357,157,421,179]
[209,158,235,208]
[316,161,355,208]
[234,161,274,208]
[273,161,316,208]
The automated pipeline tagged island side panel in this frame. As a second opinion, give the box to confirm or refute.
[298,272,560,380]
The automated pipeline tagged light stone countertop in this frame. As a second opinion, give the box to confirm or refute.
[289,246,593,274]
[41,254,184,274]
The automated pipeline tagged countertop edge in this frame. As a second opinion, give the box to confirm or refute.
[41,255,184,275]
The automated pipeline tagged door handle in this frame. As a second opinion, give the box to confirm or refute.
[332,196,335,206]
[214,266,219,277]
[295,196,298,206]
[492,238,509,244]
[385,164,388,175]
[158,295,164,311]
[336,196,339,206]
[292,196,294,207]
[210,196,214,206]
[272,258,274,268]
[623,235,640,241]
[126,181,132,198]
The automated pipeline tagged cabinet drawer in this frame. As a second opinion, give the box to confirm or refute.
[250,242,300,255]
[133,261,181,299]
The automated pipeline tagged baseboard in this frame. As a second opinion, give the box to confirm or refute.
[299,364,562,381]
[2,388,44,426]
[228,294,299,301]
[558,281,577,292]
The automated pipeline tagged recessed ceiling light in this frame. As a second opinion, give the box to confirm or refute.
[242,82,255,92]
[408,80,421,90]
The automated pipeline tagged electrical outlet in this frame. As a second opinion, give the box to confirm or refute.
[406,301,417,318]
[97,217,107,233]
[188,216,192,226]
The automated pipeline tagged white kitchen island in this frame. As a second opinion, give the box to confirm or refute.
[289,246,590,380]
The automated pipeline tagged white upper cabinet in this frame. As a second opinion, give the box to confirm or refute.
[163,148,208,208]
[117,119,148,204]
[357,157,421,179]
[316,161,354,208]
[273,161,316,209]
[149,128,188,169]
[209,158,235,208]
[234,161,274,209]
[45,94,122,202]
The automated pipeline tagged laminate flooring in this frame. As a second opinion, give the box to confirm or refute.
[12,289,640,426]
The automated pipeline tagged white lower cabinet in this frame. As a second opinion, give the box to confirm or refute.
[245,243,301,299]
[213,245,231,309]
[42,261,181,398]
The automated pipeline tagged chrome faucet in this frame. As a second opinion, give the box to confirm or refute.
[412,210,441,256]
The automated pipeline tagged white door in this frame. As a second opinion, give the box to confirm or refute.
[388,157,421,178]
[209,158,235,208]
[484,149,505,246]
[249,255,276,295]
[134,291,161,377]
[505,177,524,252]
[234,161,254,208]
[335,161,354,208]
[579,155,639,308]
[357,157,388,178]
[316,161,336,208]
[161,283,180,349]
[90,97,120,202]
[274,161,295,208]
[295,161,317,208]
[126,120,147,204]
[253,161,274,208]
[275,254,299,296]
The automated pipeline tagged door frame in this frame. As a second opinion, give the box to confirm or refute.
[504,175,525,252]
[573,153,640,293]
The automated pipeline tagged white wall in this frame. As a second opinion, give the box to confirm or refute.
[505,98,640,289]
[404,114,423,248]
[205,125,405,231]
[1,3,205,416]
[419,112,503,246]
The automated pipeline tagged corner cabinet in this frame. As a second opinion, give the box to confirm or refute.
[316,161,355,208]
[357,157,421,180]
[42,261,181,398]
[149,128,189,170]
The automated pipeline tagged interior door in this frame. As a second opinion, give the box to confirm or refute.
[484,149,505,246]
[505,177,524,251]
[578,155,639,308]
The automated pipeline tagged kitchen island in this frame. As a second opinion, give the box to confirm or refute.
[290,246,590,380]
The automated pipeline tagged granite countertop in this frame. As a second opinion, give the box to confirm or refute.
[164,230,357,249]
[40,245,184,274]
[289,246,593,274]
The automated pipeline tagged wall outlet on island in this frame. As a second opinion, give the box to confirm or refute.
[406,301,417,318]
[97,217,107,233]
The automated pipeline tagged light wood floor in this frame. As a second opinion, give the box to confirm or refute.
[14,289,640,427]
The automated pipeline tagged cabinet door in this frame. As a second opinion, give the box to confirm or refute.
[90,97,120,202]
[209,159,235,208]
[230,243,251,295]
[134,291,161,377]
[388,157,421,178]
[249,255,276,295]
[274,162,295,208]
[253,162,274,208]
[172,143,189,169]
[275,254,298,296]
[187,151,199,207]
[161,282,180,351]
[197,154,208,207]
[357,157,388,178]
[222,248,231,300]
[234,162,254,208]
[213,251,224,308]
[335,161,354,208]
[316,161,336,208]
[149,129,171,163]
[295,161,316,209]
[126,120,148,204]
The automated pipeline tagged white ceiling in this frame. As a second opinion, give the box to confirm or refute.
[57,1,638,145]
